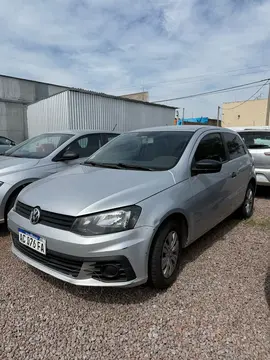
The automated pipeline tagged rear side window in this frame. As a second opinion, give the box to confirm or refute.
[66,134,102,158]
[104,133,119,143]
[194,133,227,163]
[223,132,246,160]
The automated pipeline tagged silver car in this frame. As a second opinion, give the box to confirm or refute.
[8,126,256,289]
[230,127,270,187]
[0,130,119,222]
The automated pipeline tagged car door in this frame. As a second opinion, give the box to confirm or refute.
[189,132,230,240]
[222,132,251,211]
[55,134,103,171]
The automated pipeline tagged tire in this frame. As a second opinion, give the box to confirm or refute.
[237,183,255,219]
[148,220,183,289]
[5,195,17,222]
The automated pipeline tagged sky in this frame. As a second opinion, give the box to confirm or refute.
[1,0,270,118]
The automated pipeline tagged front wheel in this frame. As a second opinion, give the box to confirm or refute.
[148,220,183,289]
[5,194,17,222]
[237,183,255,219]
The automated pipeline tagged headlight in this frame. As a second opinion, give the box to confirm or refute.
[71,206,142,236]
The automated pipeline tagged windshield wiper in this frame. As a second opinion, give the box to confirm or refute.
[84,161,154,171]
[3,154,22,157]
[113,163,154,171]
[83,161,123,169]
[248,144,270,149]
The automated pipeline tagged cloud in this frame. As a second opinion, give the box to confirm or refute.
[0,0,270,118]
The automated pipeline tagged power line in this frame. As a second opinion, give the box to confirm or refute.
[143,66,270,89]
[174,84,268,104]
[224,80,269,110]
[109,64,270,93]
[153,78,270,103]
[143,68,270,90]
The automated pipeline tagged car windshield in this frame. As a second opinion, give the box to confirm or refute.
[238,131,270,149]
[4,133,74,159]
[84,131,193,171]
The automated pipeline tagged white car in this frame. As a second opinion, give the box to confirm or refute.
[229,127,270,186]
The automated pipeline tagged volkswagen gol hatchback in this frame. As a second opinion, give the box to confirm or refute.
[8,126,256,289]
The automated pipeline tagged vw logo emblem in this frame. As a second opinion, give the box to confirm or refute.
[30,207,41,225]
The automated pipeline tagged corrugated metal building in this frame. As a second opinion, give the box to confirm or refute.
[0,75,67,142]
[27,89,176,137]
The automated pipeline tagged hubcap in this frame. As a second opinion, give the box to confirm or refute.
[161,231,180,278]
[244,188,254,214]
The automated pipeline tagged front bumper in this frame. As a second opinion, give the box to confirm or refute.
[8,209,154,287]
[256,168,270,186]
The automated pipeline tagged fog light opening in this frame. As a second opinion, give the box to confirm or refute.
[102,264,120,279]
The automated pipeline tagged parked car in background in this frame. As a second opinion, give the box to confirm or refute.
[0,130,119,222]
[0,136,16,155]
[230,127,270,187]
[8,126,256,290]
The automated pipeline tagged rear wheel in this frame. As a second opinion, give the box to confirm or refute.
[148,220,183,289]
[237,183,255,219]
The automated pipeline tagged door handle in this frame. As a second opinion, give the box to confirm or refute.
[231,172,237,178]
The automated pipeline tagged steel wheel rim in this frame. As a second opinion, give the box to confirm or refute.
[161,231,180,279]
[244,188,253,214]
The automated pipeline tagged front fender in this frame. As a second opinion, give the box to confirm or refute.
[136,179,194,248]
[2,178,40,209]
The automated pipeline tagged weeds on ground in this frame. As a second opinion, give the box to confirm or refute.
[246,218,270,229]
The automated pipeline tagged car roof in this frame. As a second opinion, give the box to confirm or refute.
[228,126,270,132]
[41,130,120,136]
[131,125,220,132]
[130,125,238,134]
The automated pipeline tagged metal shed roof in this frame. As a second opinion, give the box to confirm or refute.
[32,88,177,110]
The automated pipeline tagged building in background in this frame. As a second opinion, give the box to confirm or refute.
[27,89,175,137]
[222,98,268,127]
[0,74,155,142]
[121,91,149,102]
[0,75,67,142]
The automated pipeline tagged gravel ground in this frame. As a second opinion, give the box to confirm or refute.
[1,193,269,360]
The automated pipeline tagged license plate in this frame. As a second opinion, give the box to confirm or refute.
[18,229,46,255]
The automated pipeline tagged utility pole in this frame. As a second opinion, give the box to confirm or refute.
[182,108,185,121]
[217,106,221,127]
[265,83,270,126]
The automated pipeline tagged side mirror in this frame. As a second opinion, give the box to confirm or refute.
[58,150,79,161]
[192,159,222,175]
[11,141,16,146]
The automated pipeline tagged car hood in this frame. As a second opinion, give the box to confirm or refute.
[0,156,39,176]
[19,164,175,216]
